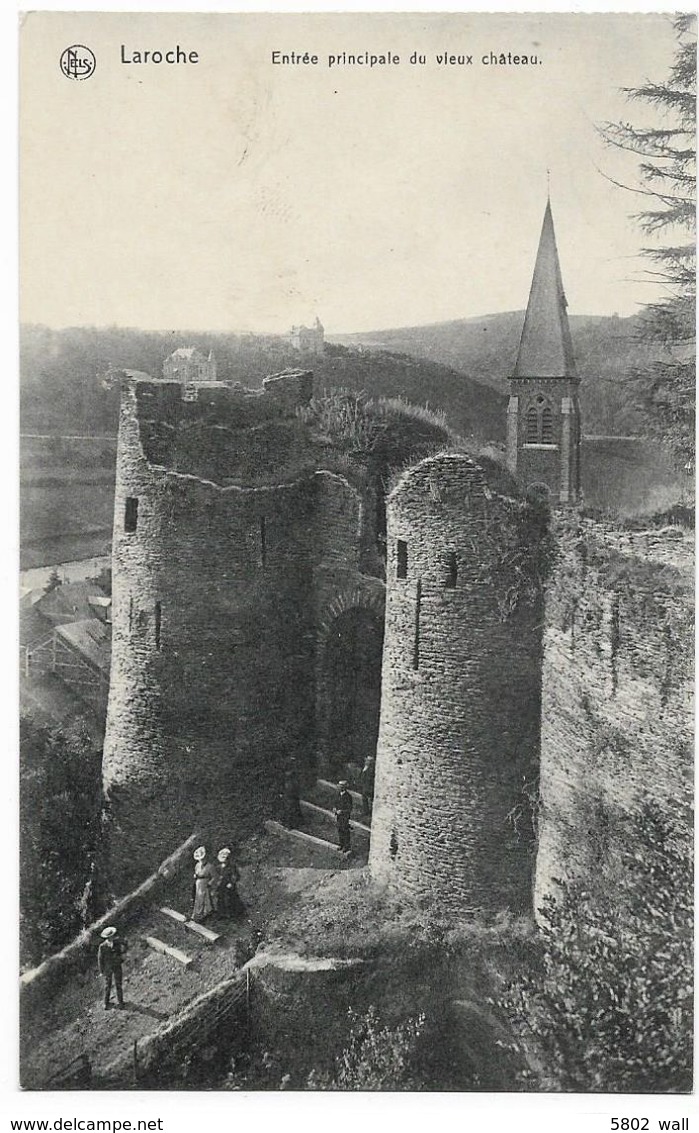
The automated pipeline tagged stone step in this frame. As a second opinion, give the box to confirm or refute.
[144,935,193,966]
[299,798,370,839]
[316,777,363,806]
[159,907,221,943]
[265,819,338,853]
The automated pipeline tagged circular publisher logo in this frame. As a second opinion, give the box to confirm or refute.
[60,45,96,81]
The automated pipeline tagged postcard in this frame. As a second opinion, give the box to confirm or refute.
[17,7,695,1120]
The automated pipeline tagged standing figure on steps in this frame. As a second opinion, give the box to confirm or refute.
[216,847,247,918]
[191,846,217,922]
[98,925,128,1010]
[334,780,353,856]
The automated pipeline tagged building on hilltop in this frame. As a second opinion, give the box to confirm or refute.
[163,346,217,387]
[289,317,324,355]
[507,200,582,504]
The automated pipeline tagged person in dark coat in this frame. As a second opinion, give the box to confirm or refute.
[216,848,247,917]
[360,755,376,818]
[334,780,353,855]
[97,926,127,1010]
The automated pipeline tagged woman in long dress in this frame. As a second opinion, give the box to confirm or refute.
[191,846,217,922]
[215,848,247,918]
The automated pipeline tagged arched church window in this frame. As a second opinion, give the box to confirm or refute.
[541,406,553,444]
[525,405,539,443]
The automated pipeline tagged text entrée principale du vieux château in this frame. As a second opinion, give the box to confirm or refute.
[270,49,543,67]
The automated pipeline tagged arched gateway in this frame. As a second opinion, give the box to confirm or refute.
[315,580,385,774]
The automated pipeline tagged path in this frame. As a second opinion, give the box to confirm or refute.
[20,555,111,592]
[21,822,364,1088]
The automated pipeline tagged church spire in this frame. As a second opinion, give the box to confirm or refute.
[514,200,577,379]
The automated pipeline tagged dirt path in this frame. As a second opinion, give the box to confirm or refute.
[21,830,352,1088]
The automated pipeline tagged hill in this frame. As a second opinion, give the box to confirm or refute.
[330,311,653,437]
[20,326,505,443]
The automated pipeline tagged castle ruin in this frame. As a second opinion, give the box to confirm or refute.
[102,203,691,924]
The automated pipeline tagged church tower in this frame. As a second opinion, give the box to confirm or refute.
[507,200,581,504]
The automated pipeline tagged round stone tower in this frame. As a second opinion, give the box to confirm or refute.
[369,453,545,917]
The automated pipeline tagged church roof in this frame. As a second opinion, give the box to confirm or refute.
[513,201,577,379]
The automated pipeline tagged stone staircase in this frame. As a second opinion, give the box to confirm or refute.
[265,775,371,865]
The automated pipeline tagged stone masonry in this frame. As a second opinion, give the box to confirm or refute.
[369,453,545,915]
[102,371,384,887]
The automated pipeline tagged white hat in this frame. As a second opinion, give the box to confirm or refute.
[100,926,117,939]
[193,846,206,861]
[217,848,231,863]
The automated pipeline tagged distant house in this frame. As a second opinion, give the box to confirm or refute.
[163,347,217,383]
[290,317,324,356]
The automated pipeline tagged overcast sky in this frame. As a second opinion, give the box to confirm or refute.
[20,11,681,333]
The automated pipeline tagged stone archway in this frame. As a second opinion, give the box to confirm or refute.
[316,581,385,774]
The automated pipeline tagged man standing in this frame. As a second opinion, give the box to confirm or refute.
[98,926,127,1010]
[334,780,353,856]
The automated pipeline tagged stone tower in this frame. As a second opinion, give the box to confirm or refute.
[507,201,581,504]
[368,453,545,916]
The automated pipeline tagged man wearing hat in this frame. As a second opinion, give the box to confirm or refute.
[333,781,353,855]
[97,926,128,1010]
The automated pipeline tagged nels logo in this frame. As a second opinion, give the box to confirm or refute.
[60,45,96,80]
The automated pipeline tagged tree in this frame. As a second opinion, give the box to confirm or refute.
[43,566,62,595]
[20,715,104,968]
[599,15,696,466]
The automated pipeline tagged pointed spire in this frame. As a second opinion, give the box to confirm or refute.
[514,201,577,379]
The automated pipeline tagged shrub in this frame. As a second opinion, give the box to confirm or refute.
[498,805,693,1092]
[306,1006,426,1090]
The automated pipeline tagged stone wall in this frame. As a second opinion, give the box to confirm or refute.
[535,519,694,909]
[369,453,545,915]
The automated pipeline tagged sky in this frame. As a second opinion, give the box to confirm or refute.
[20,11,682,333]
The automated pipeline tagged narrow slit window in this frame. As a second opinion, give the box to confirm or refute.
[541,406,553,444]
[389,831,399,860]
[124,497,139,533]
[396,539,408,580]
[260,517,267,568]
[445,551,458,589]
[129,597,134,633]
[525,406,539,443]
[412,578,422,670]
[155,602,162,651]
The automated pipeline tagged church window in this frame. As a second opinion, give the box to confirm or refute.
[525,399,554,445]
[396,539,408,579]
[124,497,138,533]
